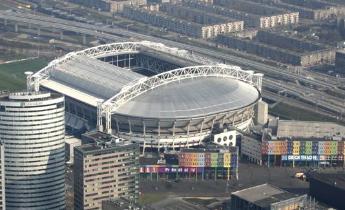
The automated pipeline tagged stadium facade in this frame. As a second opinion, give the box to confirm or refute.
[27,41,263,149]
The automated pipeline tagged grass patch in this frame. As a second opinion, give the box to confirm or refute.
[0,53,28,62]
[0,58,49,91]
[269,103,336,122]
[138,193,168,205]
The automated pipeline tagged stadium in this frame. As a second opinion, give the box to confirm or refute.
[27,41,263,149]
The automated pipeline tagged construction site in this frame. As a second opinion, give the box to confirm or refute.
[217,30,336,67]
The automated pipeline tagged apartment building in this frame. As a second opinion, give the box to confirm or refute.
[74,131,139,210]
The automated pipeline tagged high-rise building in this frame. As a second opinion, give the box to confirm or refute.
[0,143,5,210]
[74,131,139,210]
[0,91,65,209]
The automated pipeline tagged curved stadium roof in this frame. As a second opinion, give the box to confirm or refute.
[115,77,260,119]
[34,42,262,120]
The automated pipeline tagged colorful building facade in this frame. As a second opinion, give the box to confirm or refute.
[262,140,345,167]
[140,147,239,180]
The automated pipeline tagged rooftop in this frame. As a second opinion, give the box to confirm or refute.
[0,91,61,102]
[65,135,82,145]
[115,77,260,119]
[52,55,144,99]
[181,147,238,153]
[76,131,138,155]
[275,120,345,139]
[232,184,304,208]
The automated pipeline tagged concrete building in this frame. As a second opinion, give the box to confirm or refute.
[272,119,345,138]
[0,91,65,209]
[213,129,237,147]
[0,144,5,210]
[65,135,81,165]
[256,100,268,125]
[269,0,345,20]
[160,3,244,37]
[122,5,243,38]
[230,184,308,210]
[262,119,345,167]
[242,118,345,167]
[71,0,147,12]
[185,0,299,29]
[309,173,345,210]
[217,30,335,66]
[74,131,139,210]
[241,134,263,165]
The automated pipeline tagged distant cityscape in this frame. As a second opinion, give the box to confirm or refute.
[0,0,345,210]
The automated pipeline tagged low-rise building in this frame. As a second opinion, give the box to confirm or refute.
[140,147,239,180]
[271,0,345,20]
[70,0,147,12]
[186,0,298,29]
[217,30,336,67]
[74,131,140,210]
[242,118,345,167]
[231,184,308,210]
[122,5,243,39]
[241,135,262,165]
[213,128,237,147]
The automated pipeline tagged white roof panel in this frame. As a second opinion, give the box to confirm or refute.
[51,55,144,99]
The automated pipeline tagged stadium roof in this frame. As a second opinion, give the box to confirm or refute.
[115,77,259,119]
[34,42,263,134]
[51,55,144,99]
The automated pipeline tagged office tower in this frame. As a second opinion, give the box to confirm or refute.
[0,92,65,209]
[0,143,5,210]
[74,131,139,210]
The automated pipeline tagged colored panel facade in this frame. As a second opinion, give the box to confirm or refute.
[224,153,231,168]
[264,140,345,157]
[211,153,218,167]
[305,141,313,155]
[293,141,300,155]
[173,149,238,170]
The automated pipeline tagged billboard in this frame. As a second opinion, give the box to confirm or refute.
[282,155,343,162]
